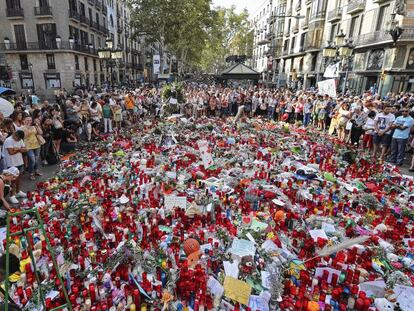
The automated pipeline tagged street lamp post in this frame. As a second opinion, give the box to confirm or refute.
[322,30,354,95]
[388,12,404,46]
[98,38,123,87]
[28,63,34,93]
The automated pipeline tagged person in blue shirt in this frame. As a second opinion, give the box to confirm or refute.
[389,108,414,166]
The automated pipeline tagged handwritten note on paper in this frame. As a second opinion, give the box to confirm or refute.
[197,140,214,168]
[224,261,239,278]
[358,280,386,298]
[207,276,224,299]
[249,292,270,311]
[164,195,187,209]
[229,238,256,259]
[261,270,271,289]
[322,222,336,234]
[394,284,414,311]
[223,276,252,305]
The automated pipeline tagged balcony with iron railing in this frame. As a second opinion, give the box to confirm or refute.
[34,6,52,16]
[293,23,299,33]
[304,38,323,51]
[275,31,284,39]
[0,41,99,56]
[351,28,414,47]
[347,0,365,15]
[327,8,342,22]
[6,7,24,18]
[79,14,90,26]
[310,11,326,21]
[301,19,309,29]
[69,9,80,21]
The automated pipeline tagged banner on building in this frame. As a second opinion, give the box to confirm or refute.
[318,79,337,98]
[153,55,161,75]
[323,62,340,78]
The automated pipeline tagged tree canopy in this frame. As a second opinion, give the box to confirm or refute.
[127,1,253,73]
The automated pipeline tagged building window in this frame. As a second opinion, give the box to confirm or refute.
[84,57,89,71]
[300,33,306,50]
[349,16,358,39]
[98,37,102,48]
[36,23,57,49]
[93,59,97,71]
[291,36,296,52]
[46,54,55,69]
[330,24,338,42]
[44,73,61,89]
[19,54,28,70]
[376,5,390,31]
[75,55,79,70]
[80,30,88,46]
[14,25,27,50]
[90,34,95,48]
[6,0,21,9]
[69,26,80,44]
[284,39,289,51]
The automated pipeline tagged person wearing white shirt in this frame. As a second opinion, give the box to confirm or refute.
[2,130,27,204]
[373,105,396,160]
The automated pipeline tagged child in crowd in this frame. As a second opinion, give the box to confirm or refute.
[362,111,376,150]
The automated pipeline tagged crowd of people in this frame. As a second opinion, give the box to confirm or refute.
[183,85,414,169]
[0,83,413,210]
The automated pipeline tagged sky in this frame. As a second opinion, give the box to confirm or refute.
[212,0,264,16]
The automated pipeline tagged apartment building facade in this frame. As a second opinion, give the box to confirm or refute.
[0,0,144,98]
[251,0,277,85]
[252,0,414,95]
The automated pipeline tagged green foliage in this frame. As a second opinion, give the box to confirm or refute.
[161,82,185,103]
[127,0,212,68]
[127,1,253,72]
[199,6,253,72]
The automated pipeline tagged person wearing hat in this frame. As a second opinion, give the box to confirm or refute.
[2,130,26,204]
[0,167,19,210]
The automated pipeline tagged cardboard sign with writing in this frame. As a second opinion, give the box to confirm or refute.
[223,276,252,305]
[318,79,337,98]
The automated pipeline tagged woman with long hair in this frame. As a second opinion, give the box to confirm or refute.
[22,116,42,180]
